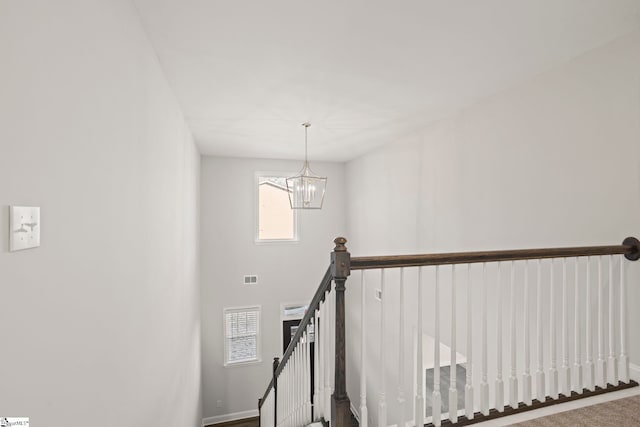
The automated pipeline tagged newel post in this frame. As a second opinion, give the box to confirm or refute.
[331,237,352,426]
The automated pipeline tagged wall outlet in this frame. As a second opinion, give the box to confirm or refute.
[375,289,382,301]
[243,275,258,285]
[216,399,222,408]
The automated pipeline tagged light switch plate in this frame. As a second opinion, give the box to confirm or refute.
[10,206,40,251]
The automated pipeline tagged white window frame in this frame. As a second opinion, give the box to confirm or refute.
[254,171,299,244]
[223,305,262,367]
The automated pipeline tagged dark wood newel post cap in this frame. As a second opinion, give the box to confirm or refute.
[334,237,347,252]
[623,237,640,261]
[331,237,351,279]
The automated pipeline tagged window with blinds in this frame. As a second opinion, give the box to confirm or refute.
[224,306,261,366]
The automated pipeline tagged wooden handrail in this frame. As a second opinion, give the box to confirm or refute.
[259,267,333,408]
[351,237,640,270]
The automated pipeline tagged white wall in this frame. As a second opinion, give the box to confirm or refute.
[0,2,202,426]
[200,157,346,421]
[345,30,640,425]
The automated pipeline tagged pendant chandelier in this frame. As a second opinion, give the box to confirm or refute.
[286,123,327,209]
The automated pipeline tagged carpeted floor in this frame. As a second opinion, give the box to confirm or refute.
[510,394,640,426]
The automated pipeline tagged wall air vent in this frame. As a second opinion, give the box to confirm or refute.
[243,275,258,285]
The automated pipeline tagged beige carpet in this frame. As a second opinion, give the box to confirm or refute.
[509,395,640,426]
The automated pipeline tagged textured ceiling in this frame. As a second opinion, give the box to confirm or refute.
[134,0,640,161]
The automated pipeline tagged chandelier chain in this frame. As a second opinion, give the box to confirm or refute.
[303,122,310,166]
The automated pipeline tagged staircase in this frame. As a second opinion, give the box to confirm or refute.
[259,236,640,427]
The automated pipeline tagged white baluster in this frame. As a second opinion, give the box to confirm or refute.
[290,356,294,427]
[480,263,489,416]
[302,331,308,424]
[265,392,268,427]
[536,259,546,402]
[292,357,296,427]
[291,349,295,427]
[292,358,296,427]
[290,361,293,427]
[317,306,324,419]
[313,311,320,420]
[288,362,292,427]
[292,348,297,427]
[293,342,304,426]
[523,260,532,406]
[549,260,558,400]
[561,258,570,397]
[278,366,288,425]
[433,266,442,426]
[585,257,595,391]
[293,357,296,427]
[304,334,308,424]
[298,343,302,426]
[289,362,292,427]
[277,369,282,427]
[308,327,313,424]
[415,267,425,427]
[597,256,606,388]
[379,270,387,427]
[325,290,332,421]
[269,392,273,427]
[300,344,304,425]
[495,262,504,412]
[283,363,288,427]
[573,258,583,393]
[465,264,474,420]
[330,289,336,394]
[620,257,629,383]
[360,272,368,427]
[298,341,303,426]
[608,255,618,386]
[262,390,271,427]
[278,368,282,427]
[449,265,458,423]
[398,268,406,427]
[293,353,297,427]
[509,261,518,409]
[290,357,294,427]
[307,334,312,423]
[303,341,307,423]
[275,375,278,427]
[302,334,313,425]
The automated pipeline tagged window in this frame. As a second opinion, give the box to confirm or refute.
[256,174,297,242]
[224,306,261,366]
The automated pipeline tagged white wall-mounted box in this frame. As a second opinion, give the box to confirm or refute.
[9,206,40,251]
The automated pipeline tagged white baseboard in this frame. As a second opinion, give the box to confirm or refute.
[202,409,259,426]
[630,363,640,382]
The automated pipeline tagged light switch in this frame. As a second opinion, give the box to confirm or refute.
[10,206,40,251]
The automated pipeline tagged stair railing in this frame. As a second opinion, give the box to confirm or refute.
[351,237,639,427]
[259,237,352,427]
[259,236,640,427]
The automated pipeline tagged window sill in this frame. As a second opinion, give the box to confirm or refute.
[224,358,263,368]
[254,239,300,245]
